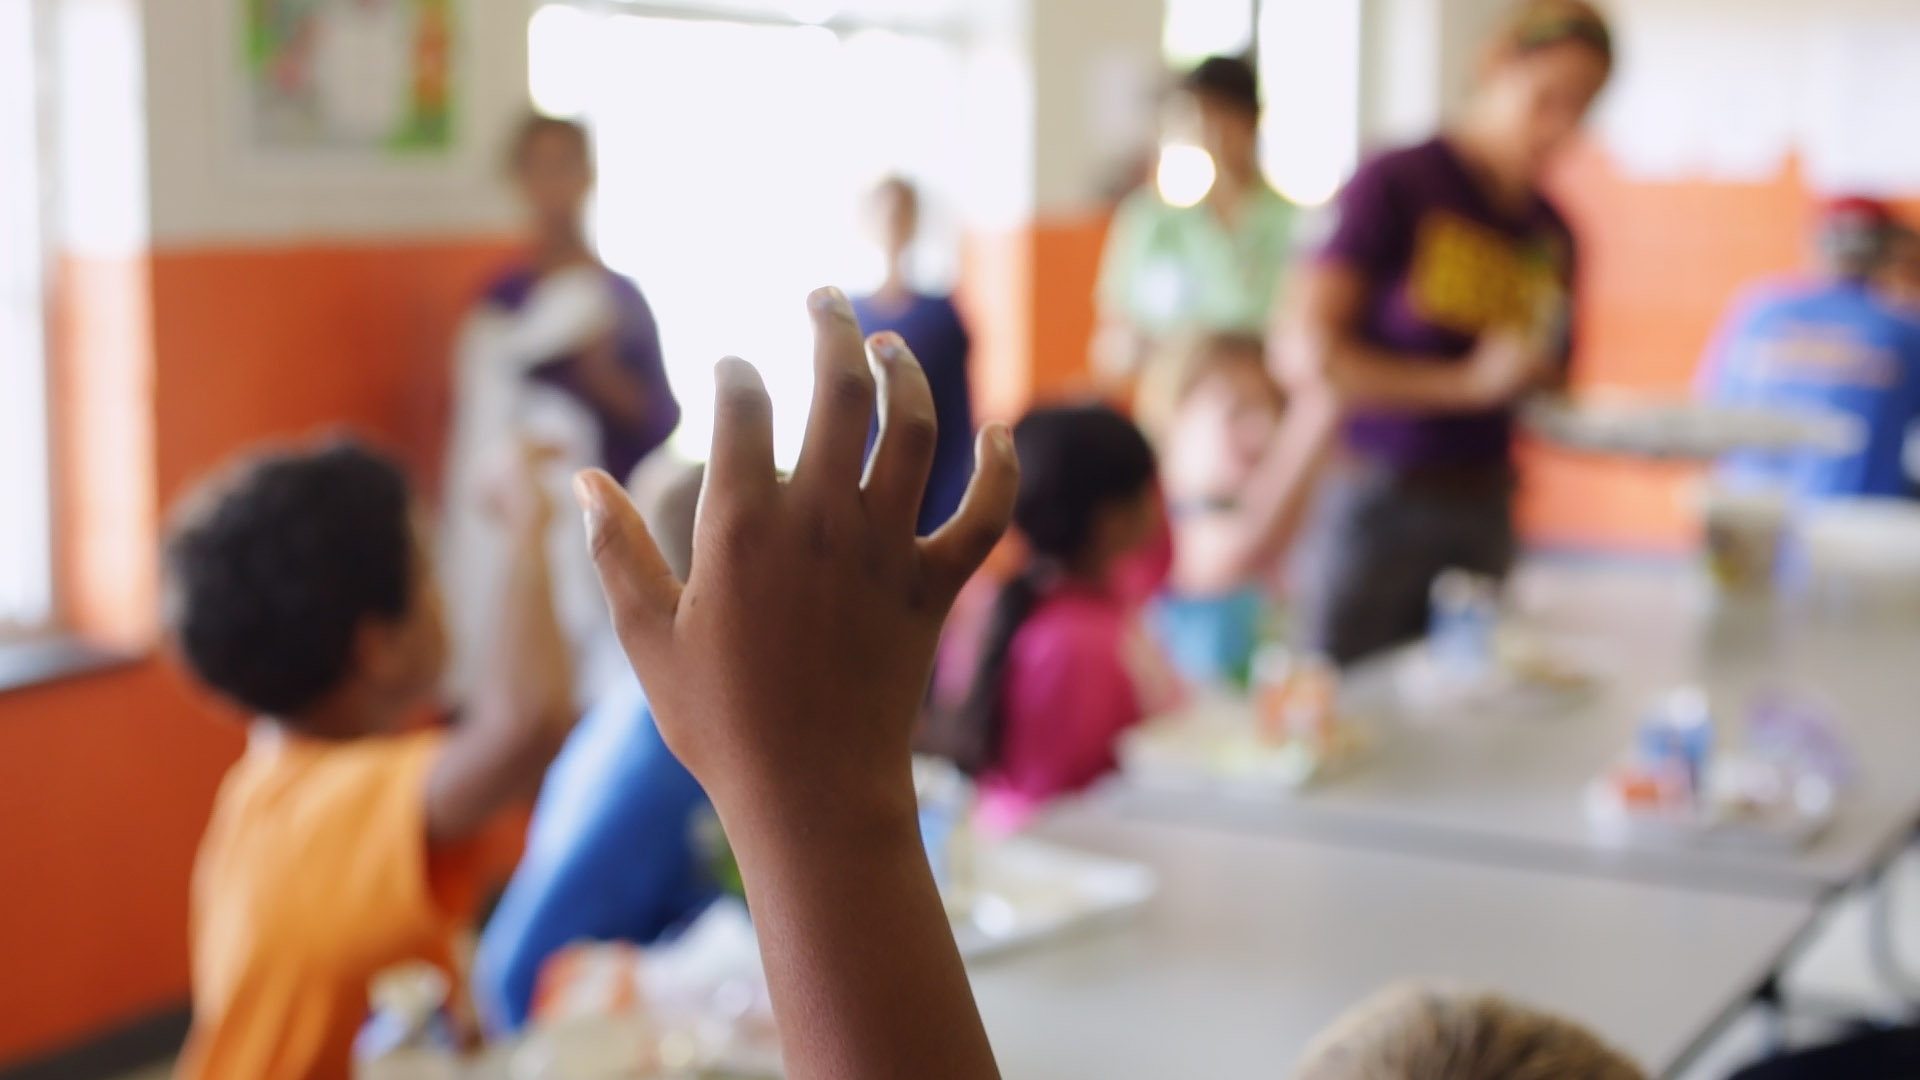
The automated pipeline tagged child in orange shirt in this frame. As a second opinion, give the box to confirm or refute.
[166,441,573,1079]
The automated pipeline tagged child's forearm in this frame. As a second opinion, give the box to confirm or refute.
[427,512,574,844]
[717,772,1001,1080]
[1238,386,1338,566]
[578,292,1017,1080]
[1172,388,1337,595]
[492,515,574,754]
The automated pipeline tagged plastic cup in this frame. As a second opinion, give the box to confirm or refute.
[1698,483,1788,595]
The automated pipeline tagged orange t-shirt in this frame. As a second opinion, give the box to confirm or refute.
[177,728,483,1080]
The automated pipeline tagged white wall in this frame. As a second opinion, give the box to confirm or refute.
[1359,0,1507,148]
[1030,0,1165,217]
[1598,0,1920,192]
[143,0,532,247]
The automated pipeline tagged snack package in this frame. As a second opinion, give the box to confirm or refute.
[518,944,659,1079]
[1253,647,1339,748]
[1745,691,1854,787]
[1633,687,1714,804]
[354,962,462,1074]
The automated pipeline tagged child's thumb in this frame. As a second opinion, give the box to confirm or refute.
[573,469,681,656]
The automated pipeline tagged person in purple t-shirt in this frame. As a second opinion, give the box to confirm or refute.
[1276,0,1613,665]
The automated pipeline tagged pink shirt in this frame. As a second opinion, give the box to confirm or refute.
[935,516,1180,834]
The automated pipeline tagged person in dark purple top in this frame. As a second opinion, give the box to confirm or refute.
[484,115,680,481]
[852,177,975,536]
[1278,0,1614,665]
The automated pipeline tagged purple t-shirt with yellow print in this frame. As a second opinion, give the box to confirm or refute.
[1320,137,1577,468]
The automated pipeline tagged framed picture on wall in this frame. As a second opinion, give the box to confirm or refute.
[239,0,457,156]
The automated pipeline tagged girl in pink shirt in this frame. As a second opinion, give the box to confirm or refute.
[929,404,1175,832]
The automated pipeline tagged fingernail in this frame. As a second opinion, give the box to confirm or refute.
[871,332,905,364]
[987,423,1013,456]
[572,472,603,540]
[810,286,850,317]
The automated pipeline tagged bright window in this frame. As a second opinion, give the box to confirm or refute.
[1163,0,1255,68]
[529,4,969,467]
[1256,0,1362,207]
[0,0,54,633]
[1158,0,1363,209]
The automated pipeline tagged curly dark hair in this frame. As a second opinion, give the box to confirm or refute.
[164,440,416,717]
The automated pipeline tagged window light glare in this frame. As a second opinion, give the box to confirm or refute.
[1164,0,1255,66]
[528,4,593,118]
[1156,143,1216,208]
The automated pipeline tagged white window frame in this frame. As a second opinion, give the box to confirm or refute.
[0,0,56,638]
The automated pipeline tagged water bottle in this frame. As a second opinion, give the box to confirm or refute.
[1429,569,1499,679]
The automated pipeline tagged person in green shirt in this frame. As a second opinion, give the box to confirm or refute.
[1092,55,1299,383]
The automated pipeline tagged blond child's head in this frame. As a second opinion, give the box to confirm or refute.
[1294,982,1647,1080]
[1143,333,1286,504]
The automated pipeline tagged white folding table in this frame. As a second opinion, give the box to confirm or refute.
[1109,561,1920,901]
[974,810,1816,1080]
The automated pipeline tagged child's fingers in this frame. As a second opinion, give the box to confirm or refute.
[862,332,938,532]
[793,287,876,496]
[575,469,682,658]
[919,424,1019,603]
[708,357,778,507]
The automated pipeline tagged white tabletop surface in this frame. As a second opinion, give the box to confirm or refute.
[1111,560,1920,898]
[972,810,1813,1079]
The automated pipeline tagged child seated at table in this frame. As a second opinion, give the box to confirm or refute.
[1140,333,1333,686]
[1293,981,1645,1080]
[926,403,1179,832]
[472,459,721,1032]
[167,440,574,1079]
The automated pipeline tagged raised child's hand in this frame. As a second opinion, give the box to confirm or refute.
[573,286,1018,820]
[573,288,1015,1080]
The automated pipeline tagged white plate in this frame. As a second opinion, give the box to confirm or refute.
[1118,698,1367,798]
[1389,642,1600,721]
[489,842,1161,1078]
[951,837,1158,960]
[1526,398,1861,461]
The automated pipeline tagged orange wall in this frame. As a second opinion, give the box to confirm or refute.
[0,662,238,1062]
[960,212,1113,422]
[1029,214,1111,401]
[150,240,516,504]
[0,236,513,1066]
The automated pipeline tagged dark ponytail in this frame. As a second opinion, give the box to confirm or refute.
[925,404,1155,775]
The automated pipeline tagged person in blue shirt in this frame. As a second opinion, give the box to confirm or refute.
[1701,197,1920,501]
[852,177,975,536]
[473,461,719,1033]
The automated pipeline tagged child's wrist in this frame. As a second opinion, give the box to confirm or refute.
[708,759,921,855]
